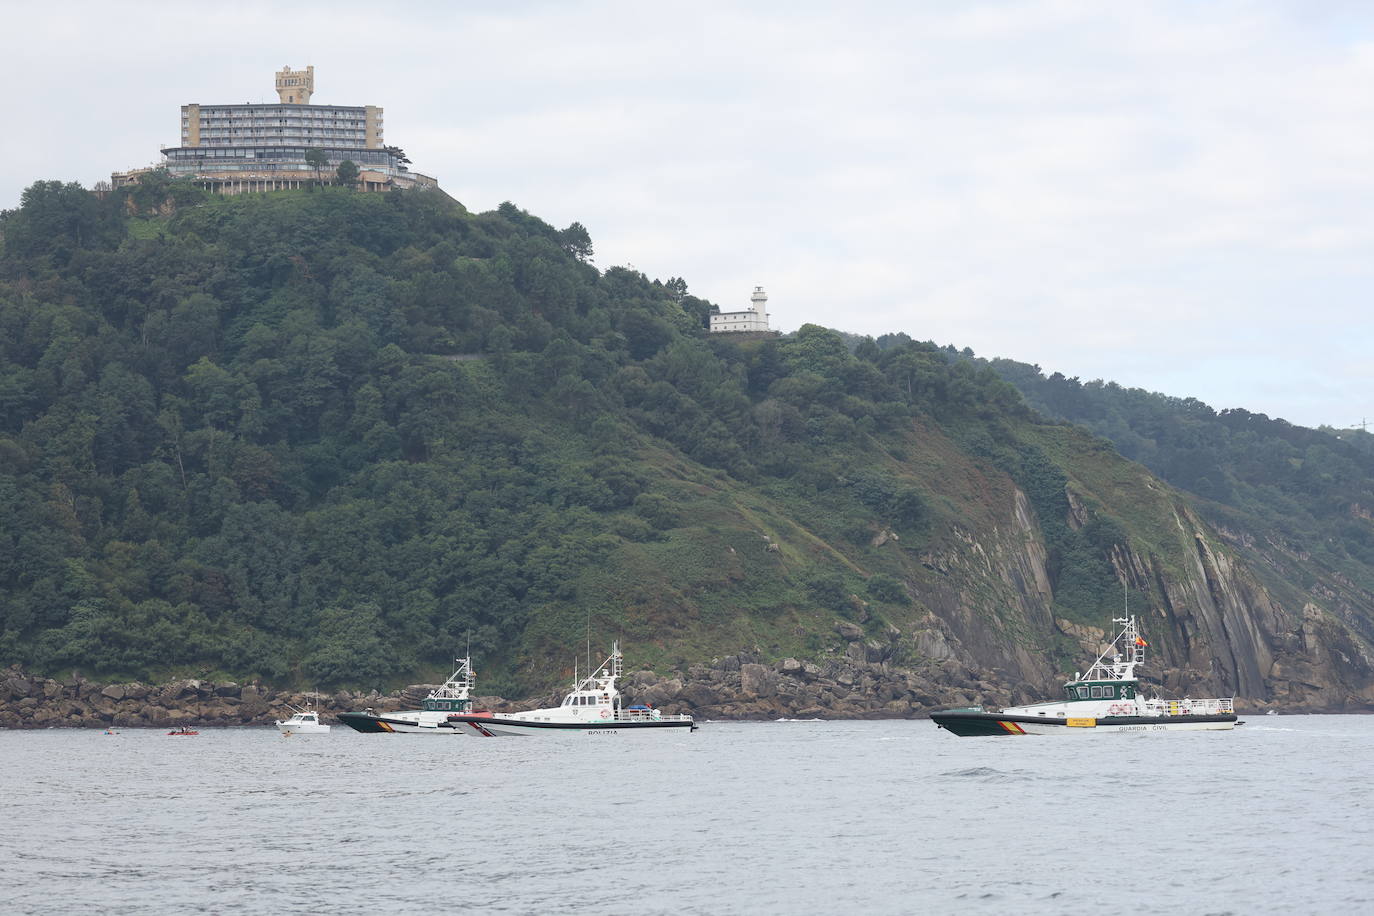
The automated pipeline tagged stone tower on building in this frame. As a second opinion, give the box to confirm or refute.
[275,65,315,104]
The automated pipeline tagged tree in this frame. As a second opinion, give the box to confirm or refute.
[303,149,329,188]
[131,169,173,214]
[866,574,910,605]
[560,222,594,263]
[3,180,109,264]
[335,160,360,187]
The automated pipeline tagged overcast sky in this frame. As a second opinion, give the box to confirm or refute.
[4,1,1371,429]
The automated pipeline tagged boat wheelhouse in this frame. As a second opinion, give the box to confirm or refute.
[445,643,696,737]
[338,657,482,734]
[931,615,1238,736]
[276,701,330,735]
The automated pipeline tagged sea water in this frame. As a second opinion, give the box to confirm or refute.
[1,716,1370,915]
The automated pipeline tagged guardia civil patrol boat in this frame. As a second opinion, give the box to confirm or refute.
[444,642,695,737]
[337,657,480,734]
[931,615,1238,736]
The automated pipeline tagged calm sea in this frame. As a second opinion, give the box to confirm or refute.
[2,716,1370,915]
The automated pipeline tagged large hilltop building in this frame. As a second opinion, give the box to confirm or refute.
[710,286,773,334]
[113,66,438,195]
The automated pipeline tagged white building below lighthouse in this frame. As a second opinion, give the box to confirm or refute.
[710,286,772,333]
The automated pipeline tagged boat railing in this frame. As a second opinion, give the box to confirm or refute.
[1149,697,1234,716]
[614,708,692,723]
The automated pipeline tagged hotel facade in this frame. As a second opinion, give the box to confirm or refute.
[114,66,438,194]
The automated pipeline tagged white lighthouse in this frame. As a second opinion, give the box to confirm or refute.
[710,286,772,333]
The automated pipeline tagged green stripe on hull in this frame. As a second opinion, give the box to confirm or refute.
[930,712,1022,736]
[337,712,394,733]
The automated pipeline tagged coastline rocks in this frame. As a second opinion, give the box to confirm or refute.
[0,634,1340,728]
[608,644,1020,721]
[0,653,981,728]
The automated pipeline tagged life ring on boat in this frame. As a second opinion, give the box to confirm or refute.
[1108,704,1123,716]
[600,709,611,719]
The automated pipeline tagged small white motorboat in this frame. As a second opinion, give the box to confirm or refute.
[276,699,331,735]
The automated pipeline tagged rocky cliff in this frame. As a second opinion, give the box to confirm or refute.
[863,438,1374,711]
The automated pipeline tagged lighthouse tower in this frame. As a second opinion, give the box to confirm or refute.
[749,287,769,325]
[710,286,773,334]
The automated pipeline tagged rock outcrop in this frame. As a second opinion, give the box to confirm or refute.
[887,469,1374,712]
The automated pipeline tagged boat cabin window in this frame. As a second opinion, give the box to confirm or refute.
[1076,687,1090,699]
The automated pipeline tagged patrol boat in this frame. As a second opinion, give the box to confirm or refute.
[444,642,696,737]
[931,615,1238,736]
[337,657,481,734]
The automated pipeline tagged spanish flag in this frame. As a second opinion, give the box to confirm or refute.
[1135,636,1148,647]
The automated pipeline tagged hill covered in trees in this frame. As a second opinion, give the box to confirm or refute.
[1,178,1370,707]
[981,359,1374,647]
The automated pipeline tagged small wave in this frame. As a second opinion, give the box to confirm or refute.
[939,766,1028,781]
[773,717,823,723]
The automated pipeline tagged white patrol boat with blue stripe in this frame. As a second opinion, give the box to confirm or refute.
[931,616,1238,736]
[444,642,696,737]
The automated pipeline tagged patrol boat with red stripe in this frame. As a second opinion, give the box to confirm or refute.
[931,615,1238,736]
[337,656,481,734]
[444,642,696,737]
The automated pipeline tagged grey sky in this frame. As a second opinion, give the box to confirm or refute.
[4,1,1371,428]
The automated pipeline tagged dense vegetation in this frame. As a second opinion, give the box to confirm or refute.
[984,358,1374,595]
[0,177,1318,692]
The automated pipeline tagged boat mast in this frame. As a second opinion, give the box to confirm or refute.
[1079,614,1143,682]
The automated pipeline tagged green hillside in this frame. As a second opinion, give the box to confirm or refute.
[984,358,1374,645]
[2,178,1370,704]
